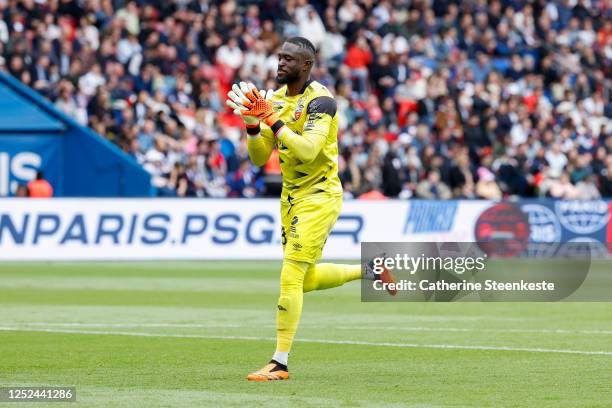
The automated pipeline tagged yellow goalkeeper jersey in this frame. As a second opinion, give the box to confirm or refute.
[248,79,343,203]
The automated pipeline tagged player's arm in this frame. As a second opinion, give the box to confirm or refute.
[240,88,336,164]
[275,96,336,164]
[226,82,275,167]
[246,126,275,167]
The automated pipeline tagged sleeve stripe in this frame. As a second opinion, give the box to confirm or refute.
[306,96,337,117]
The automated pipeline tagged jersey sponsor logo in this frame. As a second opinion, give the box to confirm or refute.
[294,97,305,120]
[289,216,298,234]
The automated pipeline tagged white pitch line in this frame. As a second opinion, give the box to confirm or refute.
[335,326,612,336]
[15,322,612,336]
[21,322,256,329]
[1,326,611,356]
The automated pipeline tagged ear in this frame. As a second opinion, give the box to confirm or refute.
[303,59,313,72]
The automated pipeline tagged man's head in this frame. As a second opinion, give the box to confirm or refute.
[276,37,315,84]
[428,169,441,184]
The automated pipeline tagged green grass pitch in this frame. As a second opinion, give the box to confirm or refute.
[0,261,611,407]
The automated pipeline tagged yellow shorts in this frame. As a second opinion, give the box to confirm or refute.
[280,194,342,264]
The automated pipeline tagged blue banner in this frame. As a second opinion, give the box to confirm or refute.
[519,200,610,243]
[0,135,62,196]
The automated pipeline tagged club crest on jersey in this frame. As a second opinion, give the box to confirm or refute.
[294,97,305,120]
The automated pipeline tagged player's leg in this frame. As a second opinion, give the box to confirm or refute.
[274,259,309,360]
[247,199,313,381]
[259,197,334,377]
[302,259,397,295]
[300,196,397,295]
[247,195,394,381]
[302,262,361,292]
[247,258,309,381]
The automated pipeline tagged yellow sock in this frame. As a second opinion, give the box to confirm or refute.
[276,259,309,353]
[303,263,361,292]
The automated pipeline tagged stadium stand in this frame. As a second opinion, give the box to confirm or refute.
[0,0,610,199]
[0,70,152,196]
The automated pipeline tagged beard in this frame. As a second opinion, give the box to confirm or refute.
[277,69,300,84]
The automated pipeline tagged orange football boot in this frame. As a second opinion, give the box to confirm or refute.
[378,267,398,296]
[247,360,289,381]
[365,253,398,296]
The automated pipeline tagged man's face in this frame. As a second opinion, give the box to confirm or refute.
[276,42,310,84]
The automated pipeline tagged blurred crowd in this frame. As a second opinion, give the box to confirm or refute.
[1,0,611,199]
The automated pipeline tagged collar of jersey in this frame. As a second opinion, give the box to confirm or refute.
[283,78,314,97]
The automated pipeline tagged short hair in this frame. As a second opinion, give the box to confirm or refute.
[285,36,316,61]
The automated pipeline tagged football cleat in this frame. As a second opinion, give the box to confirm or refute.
[364,253,397,296]
[378,266,398,296]
[246,360,289,381]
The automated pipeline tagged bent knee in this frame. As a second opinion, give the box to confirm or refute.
[280,259,311,288]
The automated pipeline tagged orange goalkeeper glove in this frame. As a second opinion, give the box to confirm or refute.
[241,86,284,130]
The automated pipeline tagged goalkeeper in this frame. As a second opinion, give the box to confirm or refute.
[226,37,396,381]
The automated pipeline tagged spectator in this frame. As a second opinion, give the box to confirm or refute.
[545,144,568,179]
[227,160,264,198]
[299,7,326,50]
[79,64,106,97]
[416,170,452,200]
[549,172,580,199]
[216,38,244,71]
[575,175,601,199]
[381,149,402,197]
[116,2,140,36]
[600,162,612,198]
[27,171,53,198]
[15,184,29,197]
[168,162,189,197]
[1,0,609,200]
[358,187,388,200]
[344,36,372,96]
[476,167,502,200]
[449,152,476,199]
